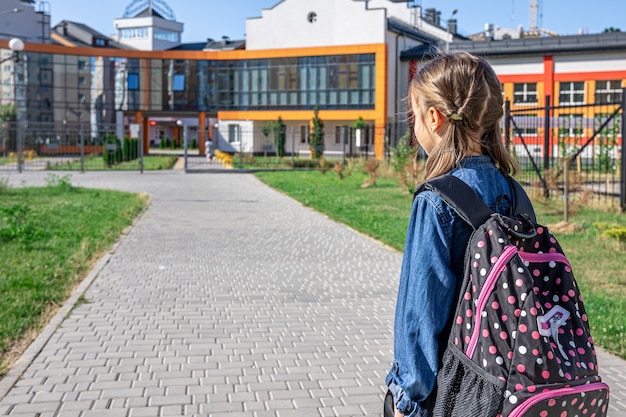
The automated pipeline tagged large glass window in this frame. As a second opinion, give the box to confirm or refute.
[119,27,149,39]
[154,28,179,43]
[595,80,622,104]
[559,82,585,105]
[513,83,537,104]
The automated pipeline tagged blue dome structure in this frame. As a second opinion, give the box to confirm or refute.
[122,0,176,21]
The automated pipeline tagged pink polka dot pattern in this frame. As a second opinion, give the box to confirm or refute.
[438,213,609,417]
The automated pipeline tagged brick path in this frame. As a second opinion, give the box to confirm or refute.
[0,170,624,417]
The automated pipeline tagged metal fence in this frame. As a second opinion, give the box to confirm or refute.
[504,93,626,210]
[0,121,144,173]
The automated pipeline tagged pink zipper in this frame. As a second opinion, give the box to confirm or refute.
[508,382,609,417]
[518,252,572,269]
[467,245,518,358]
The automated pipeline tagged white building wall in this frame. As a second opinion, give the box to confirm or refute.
[246,0,387,50]
[491,57,545,75]
[554,53,626,73]
[114,16,183,51]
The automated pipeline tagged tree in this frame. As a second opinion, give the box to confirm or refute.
[273,117,286,157]
[0,104,17,122]
[262,120,274,157]
[309,107,324,159]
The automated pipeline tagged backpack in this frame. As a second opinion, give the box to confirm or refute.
[417,175,610,417]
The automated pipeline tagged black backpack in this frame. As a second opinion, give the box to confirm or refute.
[415,175,610,417]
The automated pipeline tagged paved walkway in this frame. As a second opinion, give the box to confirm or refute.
[0,170,624,417]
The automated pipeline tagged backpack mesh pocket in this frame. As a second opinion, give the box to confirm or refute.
[431,346,506,417]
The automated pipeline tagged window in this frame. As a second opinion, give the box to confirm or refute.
[127,73,139,91]
[595,80,622,104]
[228,125,240,143]
[559,82,584,105]
[119,27,148,39]
[40,69,52,85]
[93,38,107,47]
[78,76,85,86]
[335,126,341,144]
[154,28,179,42]
[558,114,584,137]
[300,125,308,143]
[513,83,537,104]
[173,74,185,92]
[78,60,86,70]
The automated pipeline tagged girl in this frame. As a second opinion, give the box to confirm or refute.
[385,52,519,417]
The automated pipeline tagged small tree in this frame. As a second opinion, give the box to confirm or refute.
[309,107,324,159]
[273,117,286,157]
[261,120,274,158]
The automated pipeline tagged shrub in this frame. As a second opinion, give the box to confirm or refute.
[0,204,42,243]
[309,107,324,159]
[273,118,286,158]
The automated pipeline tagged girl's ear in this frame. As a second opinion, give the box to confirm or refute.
[427,107,445,132]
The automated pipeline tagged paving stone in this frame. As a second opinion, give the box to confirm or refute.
[0,171,624,417]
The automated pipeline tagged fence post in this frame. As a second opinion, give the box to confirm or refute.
[80,124,85,173]
[16,122,23,173]
[291,127,295,170]
[563,157,570,223]
[342,126,347,165]
[544,95,551,172]
[504,99,511,153]
[620,88,626,211]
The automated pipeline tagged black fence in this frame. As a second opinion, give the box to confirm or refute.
[504,92,626,210]
[0,121,144,172]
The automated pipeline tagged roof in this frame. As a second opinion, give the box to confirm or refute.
[134,7,165,20]
[51,20,125,49]
[387,17,439,44]
[202,38,245,51]
[401,31,626,60]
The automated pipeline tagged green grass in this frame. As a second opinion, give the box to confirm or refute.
[47,155,178,171]
[0,178,147,374]
[256,168,626,360]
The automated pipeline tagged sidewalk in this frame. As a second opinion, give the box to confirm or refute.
[0,170,624,417]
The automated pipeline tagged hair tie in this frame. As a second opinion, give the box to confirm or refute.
[449,113,463,122]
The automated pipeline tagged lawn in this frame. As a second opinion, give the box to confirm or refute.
[0,175,148,374]
[47,155,178,171]
[255,167,626,360]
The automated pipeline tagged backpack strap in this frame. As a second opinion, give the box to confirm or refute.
[416,175,492,230]
[506,176,537,223]
[415,175,536,230]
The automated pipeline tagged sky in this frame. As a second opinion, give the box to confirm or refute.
[46,0,626,43]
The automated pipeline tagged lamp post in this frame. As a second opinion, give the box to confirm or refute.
[1,38,25,172]
[445,9,458,53]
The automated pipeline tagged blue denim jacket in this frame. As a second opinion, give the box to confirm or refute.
[385,156,512,417]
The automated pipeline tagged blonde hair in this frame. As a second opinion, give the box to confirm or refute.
[409,51,518,180]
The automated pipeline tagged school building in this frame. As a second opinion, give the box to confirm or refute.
[1,0,626,160]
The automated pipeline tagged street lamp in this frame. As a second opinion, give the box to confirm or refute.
[445,9,458,53]
[1,38,25,172]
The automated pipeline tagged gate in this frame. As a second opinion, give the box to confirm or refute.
[504,91,625,210]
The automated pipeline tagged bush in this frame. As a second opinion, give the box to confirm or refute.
[0,204,42,243]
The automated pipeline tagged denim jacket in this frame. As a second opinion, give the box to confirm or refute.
[386,156,512,417]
